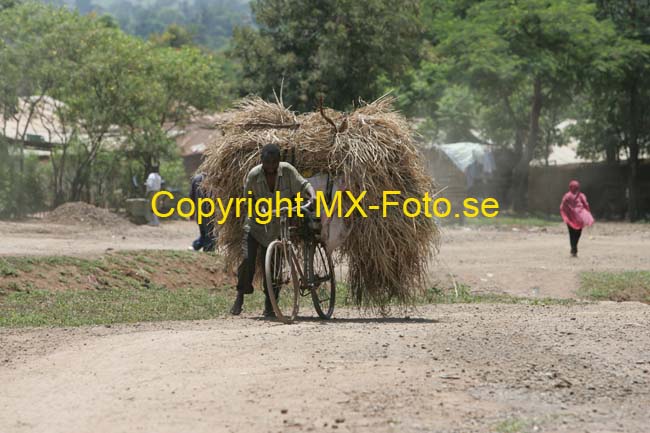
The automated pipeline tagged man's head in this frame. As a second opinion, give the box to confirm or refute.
[261,143,281,175]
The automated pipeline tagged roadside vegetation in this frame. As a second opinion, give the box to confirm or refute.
[1,251,576,327]
[579,271,650,303]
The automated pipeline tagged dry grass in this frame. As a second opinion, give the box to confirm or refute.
[200,96,440,307]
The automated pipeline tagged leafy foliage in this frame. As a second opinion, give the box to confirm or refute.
[406,0,617,211]
[41,0,252,50]
[230,0,423,111]
[0,1,229,216]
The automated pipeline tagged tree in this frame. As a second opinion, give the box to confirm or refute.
[150,23,195,48]
[0,0,20,11]
[572,0,650,220]
[1,1,229,213]
[0,2,83,173]
[91,0,251,51]
[115,43,228,179]
[430,0,617,212]
[230,0,423,111]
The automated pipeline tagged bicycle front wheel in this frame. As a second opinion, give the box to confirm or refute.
[310,243,336,319]
[265,240,299,323]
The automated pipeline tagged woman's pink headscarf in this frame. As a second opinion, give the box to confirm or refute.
[560,180,594,230]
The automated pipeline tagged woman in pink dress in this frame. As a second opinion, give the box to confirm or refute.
[560,180,594,257]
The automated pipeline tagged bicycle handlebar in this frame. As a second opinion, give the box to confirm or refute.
[278,199,313,215]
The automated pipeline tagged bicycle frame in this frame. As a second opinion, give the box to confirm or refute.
[278,212,315,295]
[280,213,303,292]
[266,200,335,322]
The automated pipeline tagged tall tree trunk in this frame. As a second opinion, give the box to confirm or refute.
[0,137,8,160]
[627,74,640,222]
[502,93,525,209]
[605,135,617,163]
[50,146,68,207]
[512,77,543,213]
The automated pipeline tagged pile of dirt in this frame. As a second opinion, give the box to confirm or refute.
[0,250,232,293]
[46,202,131,228]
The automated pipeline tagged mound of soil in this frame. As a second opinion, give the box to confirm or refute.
[46,202,131,228]
[0,250,232,293]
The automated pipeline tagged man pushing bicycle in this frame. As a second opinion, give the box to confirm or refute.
[230,143,316,317]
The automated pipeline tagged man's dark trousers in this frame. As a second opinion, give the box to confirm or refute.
[236,231,278,301]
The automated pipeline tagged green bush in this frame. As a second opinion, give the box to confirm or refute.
[0,152,50,219]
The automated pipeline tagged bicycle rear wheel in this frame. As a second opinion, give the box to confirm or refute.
[265,240,299,323]
[310,243,336,319]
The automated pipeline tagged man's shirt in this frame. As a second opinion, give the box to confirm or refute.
[243,162,311,247]
[145,172,162,193]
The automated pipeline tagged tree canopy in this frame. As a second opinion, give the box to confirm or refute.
[230,0,423,111]
[0,1,229,215]
[3,0,650,219]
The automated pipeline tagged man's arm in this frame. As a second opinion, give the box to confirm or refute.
[189,177,198,203]
[287,164,314,202]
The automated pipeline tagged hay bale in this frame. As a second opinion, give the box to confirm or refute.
[200,96,440,307]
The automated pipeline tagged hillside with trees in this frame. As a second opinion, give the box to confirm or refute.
[40,0,252,50]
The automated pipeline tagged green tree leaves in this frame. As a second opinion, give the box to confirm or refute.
[230,0,423,111]
[0,1,229,213]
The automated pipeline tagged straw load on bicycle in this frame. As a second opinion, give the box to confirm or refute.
[200,95,440,308]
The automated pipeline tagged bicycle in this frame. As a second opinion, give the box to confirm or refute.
[264,200,336,323]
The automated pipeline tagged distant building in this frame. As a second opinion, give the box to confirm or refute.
[1,95,124,157]
[1,96,70,157]
[168,112,232,177]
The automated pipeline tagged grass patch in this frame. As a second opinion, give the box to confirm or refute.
[0,280,574,328]
[494,417,533,433]
[0,285,244,327]
[335,283,574,308]
[0,251,575,328]
[0,258,19,277]
[578,271,650,303]
[421,285,574,306]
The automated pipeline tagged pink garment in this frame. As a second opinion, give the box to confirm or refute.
[560,180,594,230]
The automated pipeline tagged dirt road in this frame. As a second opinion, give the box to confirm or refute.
[436,223,650,299]
[1,303,649,433]
[2,219,649,432]
[0,220,194,256]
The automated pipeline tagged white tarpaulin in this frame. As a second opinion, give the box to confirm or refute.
[434,142,496,188]
[306,174,350,254]
[434,142,495,173]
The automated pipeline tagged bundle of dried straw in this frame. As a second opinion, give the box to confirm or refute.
[200,96,440,307]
